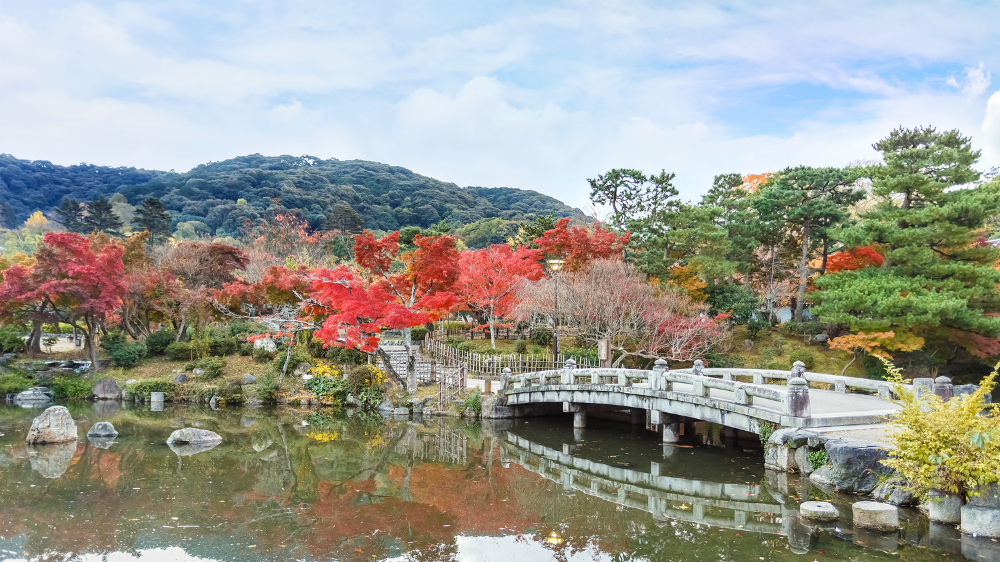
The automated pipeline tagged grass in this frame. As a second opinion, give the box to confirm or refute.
[727,325,863,377]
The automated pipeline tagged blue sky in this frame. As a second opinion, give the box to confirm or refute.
[1,1,999,210]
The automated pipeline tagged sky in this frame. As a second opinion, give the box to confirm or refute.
[1,1,999,209]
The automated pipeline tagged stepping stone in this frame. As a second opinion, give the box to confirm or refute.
[852,501,899,531]
[800,501,839,521]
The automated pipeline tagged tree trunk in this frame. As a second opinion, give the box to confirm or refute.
[278,339,294,387]
[84,317,99,371]
[27,319,43,354]
[820,237,829,276]
[794,220,810,323]
[489,305,496,349]
[374,347,406,388]
[403,326,416,394]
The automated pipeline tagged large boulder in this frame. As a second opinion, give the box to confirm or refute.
[166,427,222,446]
[173,373,188,383]
[13,387,53,406]
[25,406,78,444]
[241,373,257,385]
[91,379,120,400]
[253,337,277,353]
[813,439,892,494]
[27,441,77,478]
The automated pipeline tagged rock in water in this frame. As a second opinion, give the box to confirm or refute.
[167,427,222,446]
[27,441,77,478]
[87,421,118,438]
[800,501,840,521]
[25,406,78,444]
[91,379,120,400]
[14,387,53,407]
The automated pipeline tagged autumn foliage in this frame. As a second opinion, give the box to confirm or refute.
[533,218,629,271]
[825,245,884,273]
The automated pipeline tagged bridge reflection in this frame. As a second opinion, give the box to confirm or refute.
[499,430,790,536]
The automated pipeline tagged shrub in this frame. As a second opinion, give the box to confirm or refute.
[207,330,237,356]
[253,345,276,363]
[226,320,267,338]
[883,359,1000,501]
[99,331,128,352]
[564,346,598,364]
[757,420,775,446]
[703,352,745,369]
[323,346,367,365]
[144,329,177,355]
[771,335,786,356]
[530,328,553,347]
[111,342,147,369]
[410,326,428,341]
[807,449,830,469]
[781,320,825,339]
[125,379,178,401]
[347,365,386,408]
[238,342,254,356]
[0,372,32,395]
[255,373,280,404]
[165,341,193,361]
[514,339,528,354]
[0,326,27,354]
[188,356,226,379]
[789,349,816,371]
[50,375,92,400]
[270,346,311,377]
[464,387,482,414]
[305,363,348,404]
[745,317,770,340]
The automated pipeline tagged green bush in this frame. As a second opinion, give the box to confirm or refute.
[50,375,92,400]
[206,328,237,356]
[124,379,177,401]
[705,283,760,325]
[781,320,825,339]
[703,352,745,369]
[144,329,177,355]
[270,346,311,376]
[253,345,276,363]
[746,317,770,340]
[186,356,226,379]
[305,369,349,404]
[514,339,528,354]
[111,342,147,369]
[255,373,280,404]
[807,449,830,469]
[99,331,128,352]
[164,341,193,361]
[0,326,27,354]
[789,349,816,371]
[226,320,267,338]
[410,326,428,341]
[0,372,32,395]
[238,342,254,356]
[322,346,367,365]
[563,346,598,364]
[530,328,553,347]
[771,335,786,356]
[464,388,482,414]
[347,364,386,407]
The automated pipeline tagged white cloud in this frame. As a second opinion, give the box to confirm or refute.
[0,1,999,209]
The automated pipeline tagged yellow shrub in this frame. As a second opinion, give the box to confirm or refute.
[883,358,1000,500]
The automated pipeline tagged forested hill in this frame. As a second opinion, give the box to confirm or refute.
[0,153,587,234]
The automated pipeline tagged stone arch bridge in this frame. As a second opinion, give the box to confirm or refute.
[499,359,954,442]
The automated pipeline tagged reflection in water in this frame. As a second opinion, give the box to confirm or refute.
[0,405,991,561]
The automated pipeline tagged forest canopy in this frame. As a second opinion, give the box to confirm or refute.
[0,153,587,241]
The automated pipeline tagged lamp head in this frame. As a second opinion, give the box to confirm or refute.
[547,259,564,272]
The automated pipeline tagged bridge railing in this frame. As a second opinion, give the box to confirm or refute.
[506,358,812,418]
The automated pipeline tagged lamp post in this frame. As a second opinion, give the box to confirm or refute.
[548,259,563,359]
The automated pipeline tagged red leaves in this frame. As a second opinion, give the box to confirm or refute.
[826,246,883,273]
[457,245,543,321]
[1,232,126,323]
[533,218,629,271]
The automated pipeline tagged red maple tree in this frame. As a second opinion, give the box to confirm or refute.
[0,233,126,367]
[533,218,630,271]
[456,244,543,348]
[825,245,884,273]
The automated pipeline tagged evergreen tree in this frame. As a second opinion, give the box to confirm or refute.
[701,173,766,281]
[323,201,365,234]
[82,196,124,236]
[813,127,1000,361]
[0,202,16,229]
[54,198,86,233]
[132,197,172,244]
[754,166,862,321]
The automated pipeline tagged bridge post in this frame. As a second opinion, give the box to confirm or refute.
[562,358,576,384]
[692,359,704,377]
[651,358,668,390]
[934,376,954,401]
[786,376,811,418]
[792,361,808,387]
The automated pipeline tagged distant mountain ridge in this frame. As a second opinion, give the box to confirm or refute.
[0,153,588,234]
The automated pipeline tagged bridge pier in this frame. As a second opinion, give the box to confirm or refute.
[631,408,645,425]
[564,401,587,428]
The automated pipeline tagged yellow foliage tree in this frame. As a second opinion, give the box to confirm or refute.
[828,331,924,376]
[882,358,1000,501]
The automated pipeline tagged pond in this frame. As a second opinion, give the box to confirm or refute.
[0,403,989,561]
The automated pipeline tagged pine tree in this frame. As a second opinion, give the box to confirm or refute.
[754,166,863,321]
[323,201,365,234]
[82,196,124,236]
[54,198,86,233]
[133,197,172,244]
[813,126,1000,359]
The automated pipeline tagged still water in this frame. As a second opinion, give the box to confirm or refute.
[0,403,990,561]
